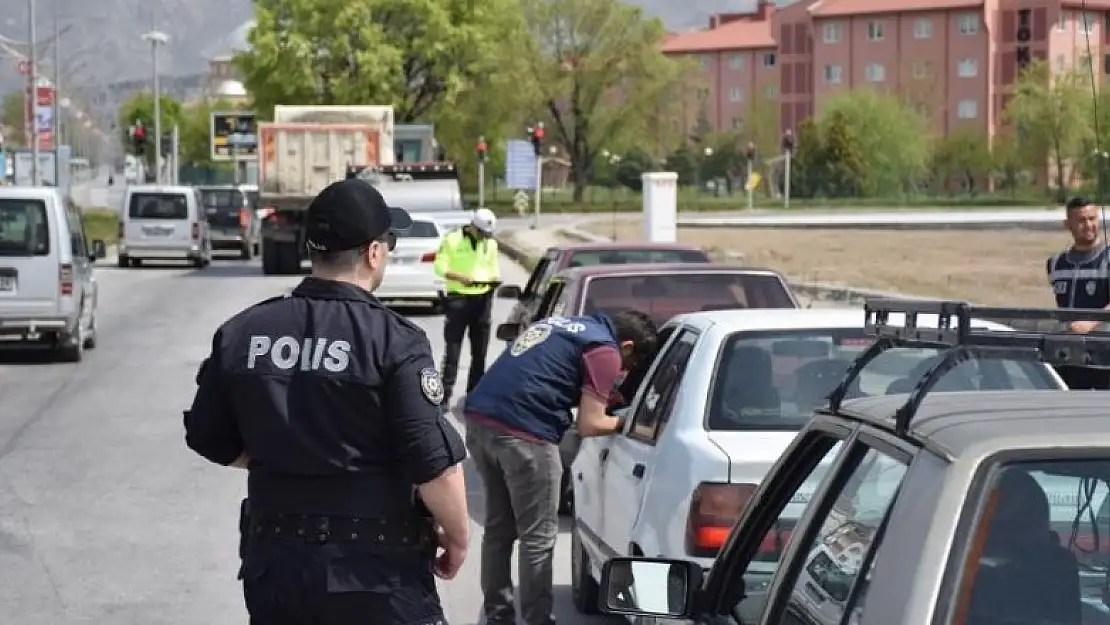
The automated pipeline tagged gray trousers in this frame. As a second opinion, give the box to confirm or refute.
[466,420,561,625]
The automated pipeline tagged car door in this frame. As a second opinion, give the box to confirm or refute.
[532,280,566,322]
[63,199,93,306]
[599,327,699,556]
[514,252,559,323]
[0,194,57,317]
[126,190,191,250]
[700,427,913,625]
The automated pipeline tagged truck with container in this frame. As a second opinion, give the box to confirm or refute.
[256,105,395,275]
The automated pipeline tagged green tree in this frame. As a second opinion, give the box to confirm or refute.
[518,0,691,201]
[117,91,186,170]
[990,131,1026,197]
[789,117,824,198]
[2,91,26,147]
[177,98,239,165]
[931,126,993,194]
[818,88,930,196]
[1004,59,1089,199]
[819,110,866,197]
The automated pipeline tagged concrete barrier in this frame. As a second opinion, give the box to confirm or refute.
[677,208,1066,231]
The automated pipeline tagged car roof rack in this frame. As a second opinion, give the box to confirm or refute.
[827,298,1110,436]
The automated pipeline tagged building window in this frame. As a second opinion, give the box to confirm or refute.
[728,87,745,102]
[824,64,843,84]
[822,22,842,43]
[729,54,746,70]
[957,99,978,118]
[865,63,885,82]
[1081,12,1095,33]
[913,18,932,39]
[958,13,979,35]
[1057,13,1067,32]
[764,84,778,98]
[763,52,777,67]
[957,58,978,77]
[867,21,884,40]
[912,60,933,79]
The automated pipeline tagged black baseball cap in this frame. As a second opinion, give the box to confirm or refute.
[305,179,412,252]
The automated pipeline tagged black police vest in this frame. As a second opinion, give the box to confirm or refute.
[1047,246,1110,309]
[465,314,618,443]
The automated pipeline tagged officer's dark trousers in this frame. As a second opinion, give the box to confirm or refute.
[466,420,561,625]
[240,536,447,625]
[441,292,492,399]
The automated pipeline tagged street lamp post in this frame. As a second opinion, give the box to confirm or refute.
[141,30,169,184]
[53,0,60,185]
[28,0,39,185]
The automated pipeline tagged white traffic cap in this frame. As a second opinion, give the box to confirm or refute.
[472,208,497,234]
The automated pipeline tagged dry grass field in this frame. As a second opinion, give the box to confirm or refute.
[580,219,1070,306]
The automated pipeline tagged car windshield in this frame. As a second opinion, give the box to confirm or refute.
[0,199,49,256]
[130,193,188,220]
[707,328,1060,431]
[567,249,708,267]
[582,273,795,325]
[199,189,244,214]
[398,220,438,238]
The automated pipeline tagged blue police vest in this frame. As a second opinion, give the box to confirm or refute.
[1047,245,1110,309]
[465,314,618,443]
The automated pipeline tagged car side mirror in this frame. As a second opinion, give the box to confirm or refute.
[496,323,521,342]
[497,284,522,300]
[599,557,702,619]
[91,239,107,260]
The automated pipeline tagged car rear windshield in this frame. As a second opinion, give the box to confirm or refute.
[707,328,1060,431]
[581,272,795,324]
[130,193,188,220]
[0,199,49,256]
[200,189,244,213]
[567,248,708,267]
[397,220,438,238]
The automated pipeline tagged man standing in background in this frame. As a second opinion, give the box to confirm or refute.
[1047,195,1110,389]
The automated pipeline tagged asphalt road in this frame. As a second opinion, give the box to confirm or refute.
[0,253,617,625]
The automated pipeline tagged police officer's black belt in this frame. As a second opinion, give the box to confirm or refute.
[248,514,434,547]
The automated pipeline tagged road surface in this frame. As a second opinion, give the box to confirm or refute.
[0,252,616,625]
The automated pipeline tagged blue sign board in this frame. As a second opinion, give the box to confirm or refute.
[504,139,538,190]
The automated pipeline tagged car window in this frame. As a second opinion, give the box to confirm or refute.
[581,273,795,326]
[199,189,245,213]
[707,329,1061,432]
[398,220,438,238]
[948,459,1110,625]
[534,282,565,320]
[65,201,87,258]
[566,248,709,267]
[773,448,908,625]
[0,199,49,256]
[627,329,698,444]
[129,193,188,220]
[523,256,554,298]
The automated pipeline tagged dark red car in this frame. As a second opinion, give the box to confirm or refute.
[496,243,712,335]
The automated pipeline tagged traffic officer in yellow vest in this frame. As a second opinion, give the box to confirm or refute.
[434,208,500,406]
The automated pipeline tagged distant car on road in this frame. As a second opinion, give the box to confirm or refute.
[197,185,260,260]
[374,213,448,312]
[496,243,713,338]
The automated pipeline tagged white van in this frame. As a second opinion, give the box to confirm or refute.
[118,185,212,268]
[0,187,107,362]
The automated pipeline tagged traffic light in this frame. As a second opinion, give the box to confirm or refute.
[527,122,544,157]
[781,129,795,154]
[129,122,146,155]
[477,136,487,162]
[161,132,173,156]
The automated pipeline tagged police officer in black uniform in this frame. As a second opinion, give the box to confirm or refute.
[184,178,471,625]
[1047,195,1110,389]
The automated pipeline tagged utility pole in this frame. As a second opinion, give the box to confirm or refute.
[141,30,169,184]
[476,136,487,208]
[28,0,39,185]
[782,129,795,209]
[745,141,756,211]
[52,0,60,186]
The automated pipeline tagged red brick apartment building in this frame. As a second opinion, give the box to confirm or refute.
[662,0,1110,140]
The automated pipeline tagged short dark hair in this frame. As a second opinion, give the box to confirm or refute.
[610,310,659,362]
[309,244,368,272]
[1066,196,1093,210]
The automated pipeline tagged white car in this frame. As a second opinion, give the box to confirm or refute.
[375,213,448,310]
[0,187,107,361]
[118,185,212,268]
[569,308,1067,615]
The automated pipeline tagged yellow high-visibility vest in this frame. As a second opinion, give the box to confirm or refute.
[434,229,500,295]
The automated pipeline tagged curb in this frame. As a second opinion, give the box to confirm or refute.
[494,235,540,272]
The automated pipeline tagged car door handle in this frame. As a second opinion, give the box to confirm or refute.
[600,449,609,462]
[632,463,645,479]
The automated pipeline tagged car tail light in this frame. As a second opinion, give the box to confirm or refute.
[238,208,250,229]
[59,263,74,296]
[421,252,436,263]
[191,223,200,240]
[686,482,757,557]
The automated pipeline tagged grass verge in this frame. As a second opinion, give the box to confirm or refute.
[83,208,118,245]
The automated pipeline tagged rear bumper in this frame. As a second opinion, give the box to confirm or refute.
[119,242,203,259]
[0,315,73,337]
[376,271,444,301]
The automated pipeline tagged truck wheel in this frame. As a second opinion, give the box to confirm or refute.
[279,242,301,274]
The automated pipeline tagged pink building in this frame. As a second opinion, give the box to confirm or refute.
[665,0,1110,140]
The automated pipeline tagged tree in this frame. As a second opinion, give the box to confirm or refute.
[789,117,824,198]
[1,91,26,147]
[116,91,186,168]
[177,98,239,165]
[819,110,866,197]
[518,0,691,201]
[818,88,930,197]
[990,131,1026,197]
[931,126,993,194]
[1004,59,1090,199]
[234,0,523,123]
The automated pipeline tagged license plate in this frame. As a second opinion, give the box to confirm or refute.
[0,276,14,291]
[142,225,174,236]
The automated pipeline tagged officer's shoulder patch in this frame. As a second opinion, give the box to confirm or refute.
[420,367,445,405]
[510,322,552,356]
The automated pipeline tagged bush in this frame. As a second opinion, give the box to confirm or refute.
[82,209,119,244]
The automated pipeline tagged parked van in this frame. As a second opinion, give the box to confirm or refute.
[0,187,107,362]
[118,185,212,268]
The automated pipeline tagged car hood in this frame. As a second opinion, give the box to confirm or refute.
[705,430,802,483]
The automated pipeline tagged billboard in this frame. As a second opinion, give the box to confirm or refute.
[24,82,55,151]
[210,111,257,161]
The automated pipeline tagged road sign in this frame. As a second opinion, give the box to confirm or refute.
[17,60,29,75]
[25,84,54,150]
[210,111,257,161]
[505,139,538,190]
[513,190,530,216]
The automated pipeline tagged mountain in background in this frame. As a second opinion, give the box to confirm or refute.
[0,0,794,100]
